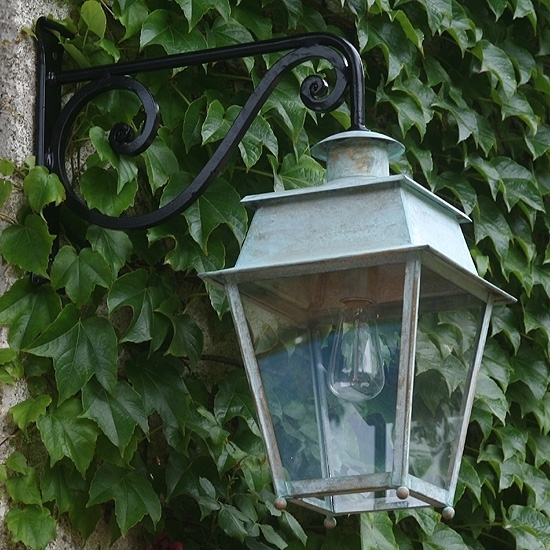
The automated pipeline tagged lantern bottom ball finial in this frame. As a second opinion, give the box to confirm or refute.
[442,506,455,520]
[324,516,337,529]
[396,486,410,500]
[274,498,287,511]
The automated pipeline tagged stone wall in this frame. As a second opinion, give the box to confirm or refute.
[0,2,143,548]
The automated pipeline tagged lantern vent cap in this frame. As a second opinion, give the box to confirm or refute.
[311,130,405,161]
[311,130,405,181]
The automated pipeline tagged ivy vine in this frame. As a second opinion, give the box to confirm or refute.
[1,0,550,549]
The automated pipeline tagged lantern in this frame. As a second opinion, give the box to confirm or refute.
[201,130,514,522]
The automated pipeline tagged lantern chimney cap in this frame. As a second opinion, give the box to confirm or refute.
[311,130,405,162]
[311,130,405,181]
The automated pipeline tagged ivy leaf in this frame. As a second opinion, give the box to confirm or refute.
[97,37,120,62]
[184,178,248,251]
[162,311,204,366]
[472,40,516,98]
[392,10,424,52]
[486,0,507,18]
[395,508,440,536]
[126,354,190,449]
[6,451,31,475]
[0,158,15,175]
[492,157,543,213]
[209,17,254,54]
[9,395,52,437]
[142,136,179,193]
[504,505,550,550]
[480,339,512,390]
[280,510,308,546]
[490,305,521,352]
[6,470,42,506]
[420,522,470,549]
[27,304,118,401]
[41,462,84,516]
[87,225,133,276]
[378,87,427,138]
[0,214,55,278]
[263,78,307,142]
[381,75,435,138]
[166,451,200,500]
[465,154,501,199]
[81,0,107,39]
[272,153,324,190]
[259,524,287,549]
[202,100,231,144]
[432,171,476,215]
[529,433,550,469]
[416,0,452,34]
[183,96,207,151]
[361,19,415,81]
[140,9,207,54]
[89,126,138,192]
[5,505,57,550]
[445,2,475,53]
[475,373,508,424]
[114,0,149,41]
[148,220,226,272]
[239,113,278,169]
[174,0,231,29]
[473,196,513,260]
[218,503,250,542]
[494,89,538,135]
[214,375,259,435]
[495,426,527,462]
[36,398,99,475]
[88,462,161,535]
[23,166,65,212]
[523,464,550,511]
[50,246,113,307]
[525,124,550,159]
[280,0,302,28]
[0,277,61,351]
[510,349,549,401]
[5,453,42,505]
[433,84,478,143]
[82,379,149,453]
[360,513,398,549]
[80,166,137,216]
[107,269,171,346]
[233,5,272,40]
[458,456,482,504]
[0,177,13,209]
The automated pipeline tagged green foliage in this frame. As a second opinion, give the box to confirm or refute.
[0,0,549,548]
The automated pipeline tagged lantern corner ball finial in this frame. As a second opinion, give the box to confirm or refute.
[442,506,456,520]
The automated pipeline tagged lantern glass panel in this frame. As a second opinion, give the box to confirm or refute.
[238,264,406,488]
[410,266,485,490]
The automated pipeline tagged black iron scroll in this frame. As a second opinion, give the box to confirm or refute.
[36,17,366,231]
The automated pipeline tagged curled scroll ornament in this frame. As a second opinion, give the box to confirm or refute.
[48,42,356,231]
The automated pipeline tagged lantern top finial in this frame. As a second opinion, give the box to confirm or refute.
[311,130,405,181]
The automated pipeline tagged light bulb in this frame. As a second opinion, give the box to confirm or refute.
[328,299,384,402]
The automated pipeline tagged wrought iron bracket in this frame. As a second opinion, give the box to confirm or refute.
[36,17,366,231]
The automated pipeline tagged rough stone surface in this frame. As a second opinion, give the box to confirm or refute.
[0,2,145,548]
